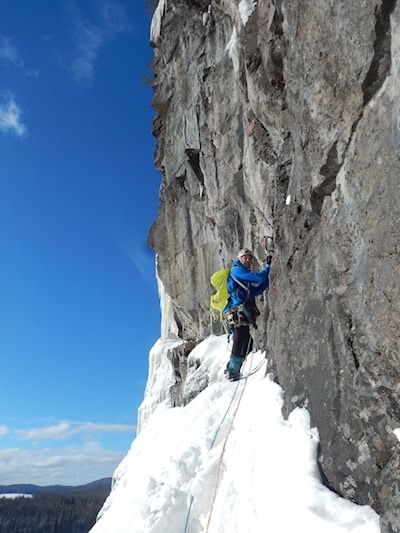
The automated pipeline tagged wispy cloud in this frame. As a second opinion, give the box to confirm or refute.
[0,36,21,67]
[0,93,27,137]
[0,425,9,437]
[118,235,158,291]
[16,421,136,442]
[68,1,130,86]
[70,20,102,85]
[0,34,38,78]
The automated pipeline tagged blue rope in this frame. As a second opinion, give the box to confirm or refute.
[183,495,194,533]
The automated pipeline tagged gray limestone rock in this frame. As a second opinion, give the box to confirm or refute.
[148,0,400,529]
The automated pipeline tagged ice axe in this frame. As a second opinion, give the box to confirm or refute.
[263,236,274,264]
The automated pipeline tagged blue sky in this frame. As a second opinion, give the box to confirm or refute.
[0,1,162,485]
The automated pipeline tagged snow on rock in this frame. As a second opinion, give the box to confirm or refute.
[239,0,257,26]
[225,26,240,74]
[150,0,167,44]
[183,334,231,404]
[91,336,379,533]
[137,336,182,433]
[137,268,181,432]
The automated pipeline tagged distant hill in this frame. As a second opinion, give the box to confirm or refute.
[0,478,111,533]
[0,477,112,495]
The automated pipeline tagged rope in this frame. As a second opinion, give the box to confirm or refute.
[183,373,242,533]
[241,357,266,379]
[205,351,254,533]
[183,335,253,533]
[209,376,241,450]
[183,496,194,533]
[209,332,251,449]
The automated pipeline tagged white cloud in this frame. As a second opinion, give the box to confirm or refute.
[16,421,136,442]
[16,422,72,442]
[1,421,136,485]
[0,425,9,437]
[0,445,124,485]
[77,422,137,434]
[68,1,129,85]
[0,93,27,137]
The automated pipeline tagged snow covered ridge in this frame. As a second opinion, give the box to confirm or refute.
[90,336,379,533]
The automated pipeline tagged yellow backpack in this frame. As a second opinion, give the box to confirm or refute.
[210,268,230,323]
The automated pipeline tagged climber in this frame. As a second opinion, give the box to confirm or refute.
[223,248,271,381]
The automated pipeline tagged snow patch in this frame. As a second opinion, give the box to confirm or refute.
[394,428,400,441]
[226,26,240,74]
[91,336,380,533]
[239,0,257,26]
[0,493,32,499]
[286,194,291,205]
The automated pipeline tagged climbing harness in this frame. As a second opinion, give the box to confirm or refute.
[224,300,260,329]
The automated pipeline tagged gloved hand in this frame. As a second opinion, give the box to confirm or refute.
[266,255,272,265]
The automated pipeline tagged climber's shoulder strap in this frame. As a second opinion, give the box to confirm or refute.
[229,271,249,292]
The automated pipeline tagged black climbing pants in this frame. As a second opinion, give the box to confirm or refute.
[231,325,253,357]
[227,325,253,377]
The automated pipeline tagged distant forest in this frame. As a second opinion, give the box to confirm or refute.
[0,484,110,533]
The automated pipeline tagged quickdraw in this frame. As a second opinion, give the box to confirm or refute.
[223,304,250,328]
[223,300,260,329]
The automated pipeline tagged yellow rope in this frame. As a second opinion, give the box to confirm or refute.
[204,354,254,533]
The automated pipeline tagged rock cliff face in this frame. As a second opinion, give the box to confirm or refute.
[148,0,400,530]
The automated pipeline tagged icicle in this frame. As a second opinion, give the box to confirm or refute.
[150,0,167,44]
[156,256,179,339]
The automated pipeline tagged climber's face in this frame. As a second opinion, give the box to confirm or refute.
[239,254,252,268]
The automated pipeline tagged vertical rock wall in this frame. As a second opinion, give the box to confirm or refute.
[148,0,400,529]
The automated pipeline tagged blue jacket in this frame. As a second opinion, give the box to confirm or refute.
[224,259,270,312]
